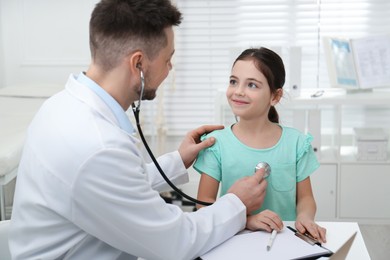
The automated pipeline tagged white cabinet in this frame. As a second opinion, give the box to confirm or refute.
[310,164,337,221]
[339,163,390,220]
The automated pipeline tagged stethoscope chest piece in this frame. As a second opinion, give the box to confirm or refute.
[255,162,271,179]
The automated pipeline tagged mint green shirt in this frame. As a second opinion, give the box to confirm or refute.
[194,125,320,221]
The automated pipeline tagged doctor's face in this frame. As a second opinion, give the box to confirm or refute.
[141,27,175,100]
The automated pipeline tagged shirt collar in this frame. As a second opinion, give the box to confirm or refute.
[77,72,135,134]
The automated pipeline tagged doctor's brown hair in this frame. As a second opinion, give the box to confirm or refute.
[89,0,182,71]
[233,47,285,123]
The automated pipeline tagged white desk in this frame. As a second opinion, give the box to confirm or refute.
[0,85,62,220]
[282,88,390,106]
[200,221,370,260]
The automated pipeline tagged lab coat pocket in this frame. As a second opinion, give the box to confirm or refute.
[270,163,296,192]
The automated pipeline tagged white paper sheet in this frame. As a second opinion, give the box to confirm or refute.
[352,34,390,89]
[201,227,331,260]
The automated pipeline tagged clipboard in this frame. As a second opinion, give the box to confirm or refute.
[199,226,333,260]
[287,226,332,260]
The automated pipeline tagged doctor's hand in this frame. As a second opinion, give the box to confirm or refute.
[227,168,267,215]
[178,124,224,168]
[246,210,283,232]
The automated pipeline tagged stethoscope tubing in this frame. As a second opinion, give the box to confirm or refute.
[132,105,213,206]
[132,69,212,206]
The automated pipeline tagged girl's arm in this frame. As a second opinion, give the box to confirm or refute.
[196,173,220,209]
[295,177,327,243]
[296,177,316,220]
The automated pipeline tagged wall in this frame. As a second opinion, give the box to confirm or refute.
[0,0,97,87]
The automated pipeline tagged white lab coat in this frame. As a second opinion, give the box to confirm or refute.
[9,74,246,260]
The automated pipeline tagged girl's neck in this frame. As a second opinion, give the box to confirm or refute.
[232,119,282,149]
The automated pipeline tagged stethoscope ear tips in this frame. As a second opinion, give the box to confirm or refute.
[255,162,271,179]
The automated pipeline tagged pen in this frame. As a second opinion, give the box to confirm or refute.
[266,229,277,251]
[287,226,297,233]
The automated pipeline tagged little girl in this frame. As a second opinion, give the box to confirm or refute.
[194,47,326,242]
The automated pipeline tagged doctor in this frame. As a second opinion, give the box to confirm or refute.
[9,0,273,259]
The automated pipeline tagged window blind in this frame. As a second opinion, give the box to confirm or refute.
[139,0,390,137]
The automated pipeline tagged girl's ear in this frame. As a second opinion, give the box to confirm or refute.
[271,88,283,106]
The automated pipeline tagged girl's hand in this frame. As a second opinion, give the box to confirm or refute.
[295,215,327,243]
[246,210,283,232]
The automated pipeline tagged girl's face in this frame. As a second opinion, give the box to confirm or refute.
[226,59,278,121]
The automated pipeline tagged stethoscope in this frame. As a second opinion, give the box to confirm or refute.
[132,69,271,206]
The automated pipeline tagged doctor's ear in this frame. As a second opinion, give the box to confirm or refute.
[128,51,144,73]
